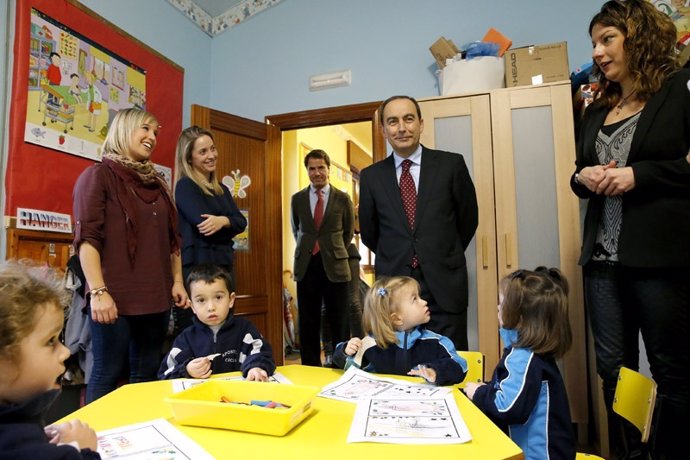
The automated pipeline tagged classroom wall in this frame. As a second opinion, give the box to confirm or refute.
[0,0,603,258]
[73,0,212,125]
[210,0,602,121]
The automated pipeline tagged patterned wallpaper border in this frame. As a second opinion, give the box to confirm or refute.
[167,0,283,36]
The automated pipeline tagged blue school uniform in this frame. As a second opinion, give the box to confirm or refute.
[332,326,467,386]
[0,390,101,460]
[158,314,275,379]
[471,328,575,460]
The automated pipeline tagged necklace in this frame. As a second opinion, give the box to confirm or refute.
[615,91,637,115]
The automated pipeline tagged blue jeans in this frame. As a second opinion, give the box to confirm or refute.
[86,311,169,403]
[585,262,690,459]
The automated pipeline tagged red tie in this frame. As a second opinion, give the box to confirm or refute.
[400,159,418,267]
[312,189,324,255]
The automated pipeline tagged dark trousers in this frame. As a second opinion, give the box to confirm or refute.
[86,310,169,403]
[409,265,468,351]
[296,252,349,366]
[585,262,690,459]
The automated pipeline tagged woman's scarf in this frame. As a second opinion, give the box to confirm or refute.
[102,152,180,265]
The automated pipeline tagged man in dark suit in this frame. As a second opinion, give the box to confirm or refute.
[291,149,355,366]
[359,95,478,350]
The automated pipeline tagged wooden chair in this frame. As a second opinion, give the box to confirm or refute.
[613,366,657,444]
[456,350,484,389]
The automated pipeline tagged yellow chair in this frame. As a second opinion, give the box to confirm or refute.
[456,350,484,388]
[576,367,656,460]
[613,366,657,444]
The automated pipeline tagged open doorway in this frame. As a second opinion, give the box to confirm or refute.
[267,102,385,364]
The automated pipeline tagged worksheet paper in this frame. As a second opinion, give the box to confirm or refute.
[171,371,292,393]
[97,418,213,459]
[319,367,450,403]
[347,393,472,445]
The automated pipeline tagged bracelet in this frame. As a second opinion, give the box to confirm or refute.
[90,286,109,297]
[574,173,581,185]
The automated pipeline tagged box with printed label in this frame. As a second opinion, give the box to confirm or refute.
[504,41,569,87]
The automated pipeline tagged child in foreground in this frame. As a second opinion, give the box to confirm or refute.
[158,264,275,380]
[332,276,467,386]
[464,267,576,460]
[0,261,101,459]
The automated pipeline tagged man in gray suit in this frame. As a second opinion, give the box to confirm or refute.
[359,95,478,350]
[291,149,354,366]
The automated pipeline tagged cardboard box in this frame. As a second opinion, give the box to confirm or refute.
[430,36,459,68]
[504,41,569,87]
[439,56,505,95]
[165,379,319,436]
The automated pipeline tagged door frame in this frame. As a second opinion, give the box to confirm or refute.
[266,101,386,160]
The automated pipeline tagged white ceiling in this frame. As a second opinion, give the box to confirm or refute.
[190,0,245,18]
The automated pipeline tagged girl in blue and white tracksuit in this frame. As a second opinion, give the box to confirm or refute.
[332,276,467,386]
[464,267,576,460]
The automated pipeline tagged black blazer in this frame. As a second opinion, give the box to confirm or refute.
[571,68,690,267]
[359,146,478,313]
[291,185,354,283]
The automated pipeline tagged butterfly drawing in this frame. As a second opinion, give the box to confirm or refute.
[222,169,251,199]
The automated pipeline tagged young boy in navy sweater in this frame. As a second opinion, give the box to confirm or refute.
[158,264,275,380]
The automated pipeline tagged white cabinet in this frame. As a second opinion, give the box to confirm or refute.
[419,81,587,423]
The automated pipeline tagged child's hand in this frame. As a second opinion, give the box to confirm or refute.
[463,382,486,400]
[344,337,362,356]
[246,367,269,382]
[186,357,212,378]
[407,365,437,383]
[46,420,97,451]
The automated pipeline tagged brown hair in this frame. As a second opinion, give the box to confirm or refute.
[362,276,419,349]
[0,261,69,367]
[303,149,331,168]
[174,125,224,196]
[499,267,572,358]
[589,0,679,108]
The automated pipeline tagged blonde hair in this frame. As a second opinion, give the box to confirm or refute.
[102,108,159,158]
[499,267,572,358]
[362,276,419,349]
[174,126,224,196]
[0,261,69,368]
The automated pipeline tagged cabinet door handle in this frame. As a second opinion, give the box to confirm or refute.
[482,236,489,269]
[504,233,512,268]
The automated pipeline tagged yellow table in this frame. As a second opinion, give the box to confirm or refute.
[61,365,523,459]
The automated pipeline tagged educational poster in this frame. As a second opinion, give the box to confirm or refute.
[97,418,213,459]
[347,393,472,445]
[652,1,690,45]
[24,8,146,161]
[319,367,450,403]
[232,209,249,251]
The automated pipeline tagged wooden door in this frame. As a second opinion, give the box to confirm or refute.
[6,228,75,271]
[191,104,284,365]
[418,94,499,378]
